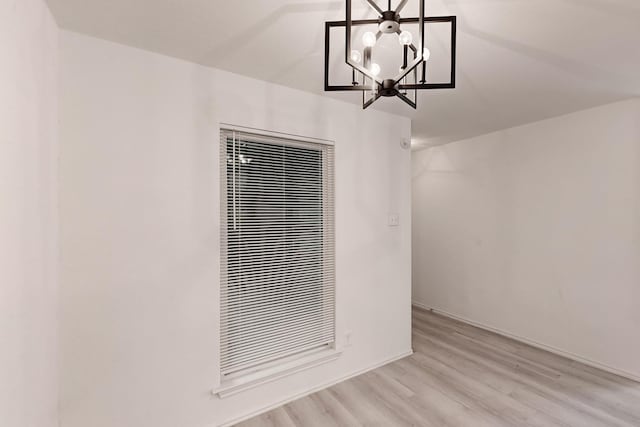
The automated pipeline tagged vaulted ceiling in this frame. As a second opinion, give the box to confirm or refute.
[47,0,640,148]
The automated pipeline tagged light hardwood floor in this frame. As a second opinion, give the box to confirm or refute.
[235,306,640,426]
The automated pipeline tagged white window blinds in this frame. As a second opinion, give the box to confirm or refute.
[220,128,335,378]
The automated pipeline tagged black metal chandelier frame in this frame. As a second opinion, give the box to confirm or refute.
[324,0,457,109]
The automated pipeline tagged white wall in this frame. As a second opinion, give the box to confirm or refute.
[59,31,412,427]
[0,0,59,426]
[412,98,640,380]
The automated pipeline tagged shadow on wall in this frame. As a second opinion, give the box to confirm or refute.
[413,146,457,178]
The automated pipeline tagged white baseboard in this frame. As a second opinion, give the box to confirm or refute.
[411,301,640,383]
[217,349,414,427]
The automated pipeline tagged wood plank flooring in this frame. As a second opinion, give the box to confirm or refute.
[235,306,640,426]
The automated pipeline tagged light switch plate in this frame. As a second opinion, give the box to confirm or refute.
[388,213,400,227]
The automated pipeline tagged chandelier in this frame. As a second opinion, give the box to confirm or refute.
[324,0,456,109]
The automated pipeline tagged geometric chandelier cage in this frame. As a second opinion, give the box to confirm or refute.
[324,0,456,109]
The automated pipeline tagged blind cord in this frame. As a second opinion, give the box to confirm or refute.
[232,131,237,231]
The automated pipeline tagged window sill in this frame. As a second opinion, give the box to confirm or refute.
[213,347,342,398]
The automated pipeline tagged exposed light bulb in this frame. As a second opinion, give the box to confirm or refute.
[350,50,362,64]
[398,31,413,46]
[362,32,377,47]
[370,63,381,76]
[423,47,431,61]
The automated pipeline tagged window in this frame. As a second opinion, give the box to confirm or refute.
[219,127,336,387]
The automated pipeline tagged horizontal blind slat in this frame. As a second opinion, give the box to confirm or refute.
[222,304,335,326]
[221,335,335,370]
[221,342,333,375]
[221,324,335,348]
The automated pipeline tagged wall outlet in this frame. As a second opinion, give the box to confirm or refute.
[344,330,353,347]
[388,213,400,227]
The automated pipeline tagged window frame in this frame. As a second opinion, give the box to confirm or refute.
[215,124,339,397]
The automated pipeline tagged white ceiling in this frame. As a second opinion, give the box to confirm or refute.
[46,0,640,148]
